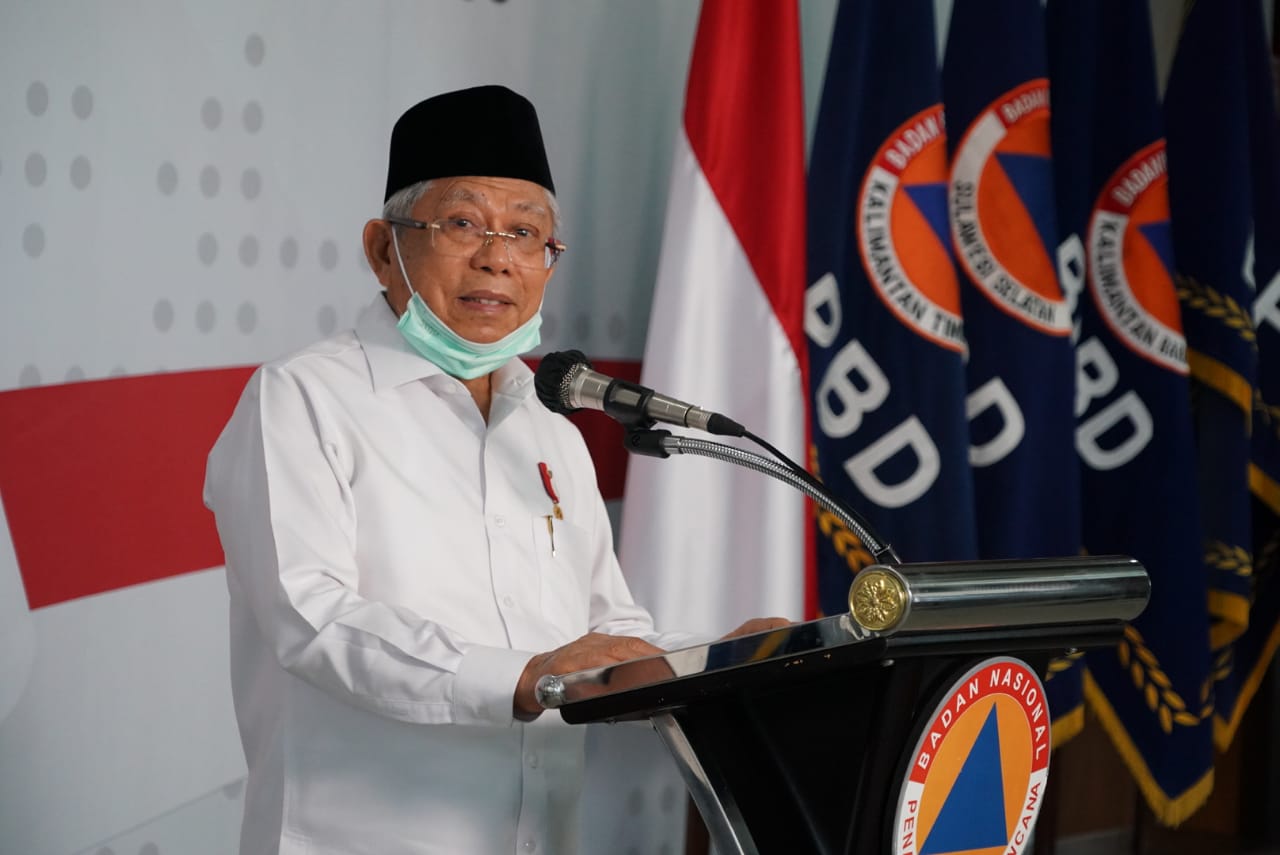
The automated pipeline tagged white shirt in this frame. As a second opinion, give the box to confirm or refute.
[204,295,699,855]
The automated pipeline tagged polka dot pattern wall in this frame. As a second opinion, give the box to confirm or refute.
[0,6,691,394]
[0,3,708,854]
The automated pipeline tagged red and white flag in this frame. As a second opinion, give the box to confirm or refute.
[619,0,812,632]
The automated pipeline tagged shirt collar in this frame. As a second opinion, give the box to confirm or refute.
[355,293,536,401]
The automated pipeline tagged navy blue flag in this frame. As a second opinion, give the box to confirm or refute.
[1047,0,1214,825]
[807,0,976,616]
[1165,0,1280,755]
[1230,0,1280,750]
[942,0,1083,731]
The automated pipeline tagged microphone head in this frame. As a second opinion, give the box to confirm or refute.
[534,349,591,414]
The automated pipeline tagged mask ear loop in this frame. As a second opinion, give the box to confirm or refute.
[389,225,416,299]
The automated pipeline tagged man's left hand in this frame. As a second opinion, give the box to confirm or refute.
[719,616,792,640]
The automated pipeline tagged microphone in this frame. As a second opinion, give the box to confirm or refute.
[534,350,745,436]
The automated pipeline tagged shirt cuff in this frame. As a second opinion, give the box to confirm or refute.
[453,644,536,726]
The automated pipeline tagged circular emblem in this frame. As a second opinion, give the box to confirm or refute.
[849,566,908,631]
[1087,140,1187,373]
[950,79,1071,336]
[857,104,966,352]
[892,657,1051,855]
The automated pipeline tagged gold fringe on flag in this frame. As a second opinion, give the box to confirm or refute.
[1082,670,1216,827]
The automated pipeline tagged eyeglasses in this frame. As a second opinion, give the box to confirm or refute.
[386,215,566,270]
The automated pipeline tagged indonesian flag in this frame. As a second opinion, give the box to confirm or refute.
[619,0,811,631]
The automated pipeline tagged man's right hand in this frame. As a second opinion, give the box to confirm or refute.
[514,632,664,719]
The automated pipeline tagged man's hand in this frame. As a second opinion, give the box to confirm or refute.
[514,632,665,719]
[720,616,793,640]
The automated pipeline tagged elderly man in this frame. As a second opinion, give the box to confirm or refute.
[205,86,781,855]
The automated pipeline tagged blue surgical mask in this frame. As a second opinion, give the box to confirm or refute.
[390,228,542,380]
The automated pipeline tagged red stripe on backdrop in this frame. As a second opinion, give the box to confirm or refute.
[0,368,255,610]
[683,0,808,367]
[0,358,637,610]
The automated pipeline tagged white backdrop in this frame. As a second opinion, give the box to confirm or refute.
[5,2,1220,853]
[0,3,844,854]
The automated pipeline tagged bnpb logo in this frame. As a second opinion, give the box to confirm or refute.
[950,79,1071,336]
[893,657,1051,855]
[858,104,966,352]
[1087,140,1186,373]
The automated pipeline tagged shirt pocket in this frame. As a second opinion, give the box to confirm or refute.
[530,514,593,639]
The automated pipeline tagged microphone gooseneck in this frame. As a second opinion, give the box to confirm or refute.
[534,348,899,566]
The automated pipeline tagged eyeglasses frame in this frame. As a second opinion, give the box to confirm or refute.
[385,215,566,270]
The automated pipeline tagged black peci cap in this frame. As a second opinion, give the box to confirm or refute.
[383,85,555,202]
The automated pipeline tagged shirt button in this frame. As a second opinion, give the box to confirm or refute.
[523,840,537,852]
[526,751,539,768]
[503,595,515,608]
[495,515,506,527]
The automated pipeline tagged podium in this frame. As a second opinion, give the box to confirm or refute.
[539,556,1150,854]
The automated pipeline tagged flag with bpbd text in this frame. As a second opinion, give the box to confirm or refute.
[807,0,976,617]
[620,0,810,631]
[1165,0,1280,759]
[1047,0,1213,825]
[942,0,1083,735]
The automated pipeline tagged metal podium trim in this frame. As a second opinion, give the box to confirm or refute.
[541,556,1149,712]
[652,712,760,855]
